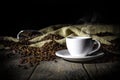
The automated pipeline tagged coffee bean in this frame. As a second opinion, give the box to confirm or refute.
[1,33,120,69]
[40,34,64,41]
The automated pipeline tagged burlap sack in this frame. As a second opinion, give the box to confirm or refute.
[0,24,120,54]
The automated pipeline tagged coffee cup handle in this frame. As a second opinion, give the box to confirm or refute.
[88,40,101,55]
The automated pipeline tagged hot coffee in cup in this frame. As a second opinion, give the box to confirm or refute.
[66,36,101,57]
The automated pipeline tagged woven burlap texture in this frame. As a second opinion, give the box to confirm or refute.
[1,24,120,49]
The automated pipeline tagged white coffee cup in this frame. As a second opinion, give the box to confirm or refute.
[66,36,101,57]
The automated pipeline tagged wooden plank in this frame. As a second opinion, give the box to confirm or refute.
[95,61,120,80]
[100,61,120,80]
[0,50,36,80]
[29,58,90,80]
[82,64,97,80]
[83,56,120,80]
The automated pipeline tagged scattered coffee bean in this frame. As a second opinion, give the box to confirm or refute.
[40,34,64,41]
[101,38,120,54]
[0,34,66,68]
[0,31,119,69]
[96,32,115,36]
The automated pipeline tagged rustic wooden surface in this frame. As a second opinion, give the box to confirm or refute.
[0,50,120,80]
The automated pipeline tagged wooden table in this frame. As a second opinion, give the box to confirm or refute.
[0,50,120,80]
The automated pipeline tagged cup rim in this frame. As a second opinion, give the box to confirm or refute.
[66,36,91,39]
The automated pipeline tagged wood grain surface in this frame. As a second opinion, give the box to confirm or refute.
[0,50,120,80]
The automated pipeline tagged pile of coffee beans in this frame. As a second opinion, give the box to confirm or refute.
[0,34,66,68]
[18,30,43,45]
[40,34,64,41]
[101,38,120,54]
[96,32,115,36]
[0,32,119,69]
[19,41,66,67]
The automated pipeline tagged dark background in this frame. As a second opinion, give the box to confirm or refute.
[1,3,120,37]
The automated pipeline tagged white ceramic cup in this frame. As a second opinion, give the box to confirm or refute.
[66,36,101,57]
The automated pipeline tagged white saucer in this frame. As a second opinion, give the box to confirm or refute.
[55,49,104,62]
